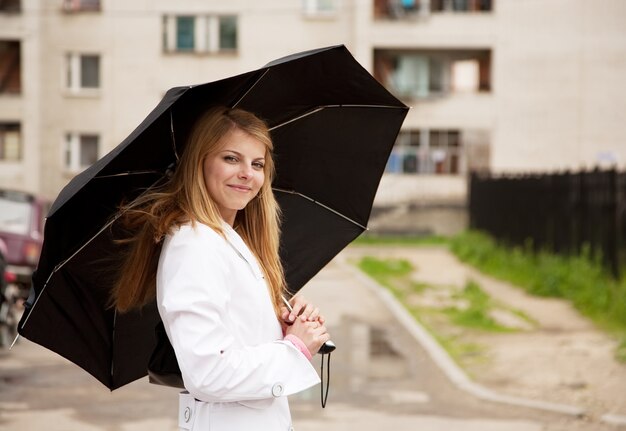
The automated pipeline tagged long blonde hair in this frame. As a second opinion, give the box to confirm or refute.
[110,106,285,315]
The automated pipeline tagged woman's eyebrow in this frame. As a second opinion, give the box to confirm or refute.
[221,149,265,160]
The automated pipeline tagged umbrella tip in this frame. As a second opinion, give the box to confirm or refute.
[9,334,20,350]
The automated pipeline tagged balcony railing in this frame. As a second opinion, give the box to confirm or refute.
[62,0,101,13]
[374,0,492,20]
[374,49,491,101]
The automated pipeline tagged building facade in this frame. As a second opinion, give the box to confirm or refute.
[1,0,625,220]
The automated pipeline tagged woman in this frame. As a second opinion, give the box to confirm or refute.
[111,106,330,430]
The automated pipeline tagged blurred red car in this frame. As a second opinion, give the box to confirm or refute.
[0,189,50,288]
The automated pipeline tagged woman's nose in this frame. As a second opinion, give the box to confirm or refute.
[238,164,253,179]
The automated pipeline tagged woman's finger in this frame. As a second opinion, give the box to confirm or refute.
[307,307,320,322]
[289,295,306,321]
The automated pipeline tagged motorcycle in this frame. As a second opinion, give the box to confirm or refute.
[0,252,24,348]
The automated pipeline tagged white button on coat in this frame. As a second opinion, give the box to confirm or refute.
[272,382,285,397]
[158,223,320,431]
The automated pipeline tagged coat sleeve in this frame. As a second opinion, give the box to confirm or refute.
[156,226,320,403]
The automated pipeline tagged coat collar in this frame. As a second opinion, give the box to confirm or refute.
[221,222,265,280]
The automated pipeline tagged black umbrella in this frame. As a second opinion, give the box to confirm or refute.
[17,45,408,390]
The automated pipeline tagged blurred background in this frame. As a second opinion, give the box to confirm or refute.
[1,1,626,430]
[1,0,625,232]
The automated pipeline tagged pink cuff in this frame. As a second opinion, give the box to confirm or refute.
[284,334,313,360]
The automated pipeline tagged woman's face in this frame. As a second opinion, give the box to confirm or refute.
[203,127,266,225]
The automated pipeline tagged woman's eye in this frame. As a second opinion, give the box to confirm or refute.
[253,162,265,170]
[224,155,238,163]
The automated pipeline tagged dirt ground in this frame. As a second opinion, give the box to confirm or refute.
[348,245,626,424]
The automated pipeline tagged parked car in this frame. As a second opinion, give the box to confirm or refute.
[0,189,50,289]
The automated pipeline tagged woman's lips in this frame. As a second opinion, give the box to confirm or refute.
[228,184,252,192]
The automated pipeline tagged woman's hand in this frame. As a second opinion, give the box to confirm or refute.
[285,318,330,356]
[280,295,325,325]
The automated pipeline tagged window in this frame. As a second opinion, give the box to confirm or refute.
[0,41,21,94]
[430,0,492,12]
[374,0,428,19]
[219,16,237,50]
[176,16,195,51]
[64,133,99,171]
[302,0,336,16]
[0,123,21,161]
[66,53,100,92]
[163,15,238,54]
[374,49,491,100]
[0,0,21,13]
[386,129,464,175]
[62,0,100,12]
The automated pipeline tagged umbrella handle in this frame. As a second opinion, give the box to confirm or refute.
[318,340,336,354]
[282,296,336,355]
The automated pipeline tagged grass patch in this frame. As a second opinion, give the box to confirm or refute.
[357,256,414,297]
[356,256,494,367]
[353,233,450,247]
[450,230,626,361]
[357,256,413,278]
[444,280,514,332]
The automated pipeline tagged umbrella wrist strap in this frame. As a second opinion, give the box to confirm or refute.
[320,352,331,408]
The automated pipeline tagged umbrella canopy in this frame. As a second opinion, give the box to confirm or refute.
[18,45,408,390]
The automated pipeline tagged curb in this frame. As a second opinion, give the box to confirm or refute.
[602,414,626,426]
[337,257,587,418]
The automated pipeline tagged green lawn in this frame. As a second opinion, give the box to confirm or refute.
[353,230,626,362]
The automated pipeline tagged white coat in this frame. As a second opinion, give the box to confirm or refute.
[156,221,320,431]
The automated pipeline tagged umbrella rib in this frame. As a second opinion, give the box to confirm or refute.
[19,172,168,332]
[232,69,270,108]
[170,109,180,163]
[94,170,164,179]
[18,213,123,331]
[273,187,368,231]
[111,309,117,381]
[269,104,408,131]
[269,107,324,131]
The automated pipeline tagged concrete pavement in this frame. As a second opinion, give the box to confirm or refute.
[1,246,623,430]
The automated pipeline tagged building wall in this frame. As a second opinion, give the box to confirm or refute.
[1,0,625,206]
[0,0,42,193]
[33,0,359,199]
[493,0,626,172]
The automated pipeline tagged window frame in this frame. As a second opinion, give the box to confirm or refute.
[65,52,101,95]
[0,122,21,162]
[302,0,338,17]
[63,132,100,173]
[386,129,465,175]
[162,14,238,55]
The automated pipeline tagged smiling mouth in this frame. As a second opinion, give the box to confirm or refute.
[228,184,252,192]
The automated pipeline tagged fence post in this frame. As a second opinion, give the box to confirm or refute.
[608,169,620,278]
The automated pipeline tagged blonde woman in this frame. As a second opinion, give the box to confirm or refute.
[111,106,329,430]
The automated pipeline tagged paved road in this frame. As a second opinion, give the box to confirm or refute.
[0,248,619,430]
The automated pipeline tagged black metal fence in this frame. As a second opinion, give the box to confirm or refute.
[469,169,626,278]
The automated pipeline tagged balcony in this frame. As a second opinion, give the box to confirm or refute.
[374,0,493,20]
[0,40,20,95]
[374,48,491,102]
[386,127,490,176]
[62,0,101,13]
[0,0,21,13]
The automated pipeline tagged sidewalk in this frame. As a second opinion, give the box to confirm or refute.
[332,245,626,426]
[2,244,625,430]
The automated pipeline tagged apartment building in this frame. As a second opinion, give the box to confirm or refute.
[1,0,625,219]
